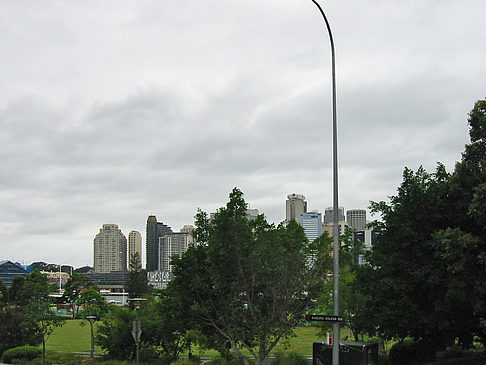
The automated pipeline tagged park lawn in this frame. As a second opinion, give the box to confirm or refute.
[185,326,327,358]
[45,319,102,353]
[47,321,328,356]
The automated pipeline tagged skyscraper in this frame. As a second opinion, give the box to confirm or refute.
[286,193,307,222]
[323,206,345,224]
[128,231,142,268]
[299,211,323,242]
[347,209,367,231]
[146,216,173,271]
[93,224,127,273]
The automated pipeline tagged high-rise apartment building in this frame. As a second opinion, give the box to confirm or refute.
[146,216,173,271]
[93,224,127,273]
[286,193,307,222]
[347,209,367,231]
[158,231,195,272]
[299,211,323,242]
[128,231,142,267]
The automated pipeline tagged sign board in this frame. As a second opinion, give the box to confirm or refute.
[306,314,344,322]
[132,320,142,343]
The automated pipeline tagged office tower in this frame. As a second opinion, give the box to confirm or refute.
[286,193,307,222]
[146,216,173,271]
[93,224,127,273]
[323,207,345,224]
[158,231,195,272]
[323,221,349,237]
[354,230,375,265]
[128,231,142,267]
[347,209,367,231]
[299,211,323,242]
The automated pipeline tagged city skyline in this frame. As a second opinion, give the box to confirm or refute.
[2,1,485,268]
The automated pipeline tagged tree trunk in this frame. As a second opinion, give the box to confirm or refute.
[42,335,46,365]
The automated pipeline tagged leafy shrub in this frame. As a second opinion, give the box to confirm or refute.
[389,340,433,365]
[2,346,41,364]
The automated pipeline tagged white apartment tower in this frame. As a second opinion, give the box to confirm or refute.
[93,224,127,273]
[158,227,195,272]
[128,231,142,267]
[286,193,307,222]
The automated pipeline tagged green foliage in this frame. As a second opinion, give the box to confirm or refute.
[140,289,191,362]
[2,346,41,364]
[125,252,150,298]
[95,306,136,360]
[170,188,328,365]
[8,276,26,306]
[353,99,486,353]
[0,308,41,356]
[78,288,108,319]
[62,273,92,317]
[0,280,7,308]
[388,340,433,365]
[22,270,65,365]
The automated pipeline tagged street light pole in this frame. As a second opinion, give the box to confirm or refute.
[129,298,146,365]
[86,316,96,358]
[309,2,340,365]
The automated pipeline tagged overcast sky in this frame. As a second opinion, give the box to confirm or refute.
[1,0,485,268]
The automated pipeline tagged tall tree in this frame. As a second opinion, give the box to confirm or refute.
[170,188,328,365]
[22,270,64,365]
[125,252,150,298]
[354,99,486,355]
[62,273,92,317]
[78,288,108,319]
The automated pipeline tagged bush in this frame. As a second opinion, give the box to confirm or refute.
[2,346,41,364]
[389,340,435,365]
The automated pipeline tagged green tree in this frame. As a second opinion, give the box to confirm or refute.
[125,252,150,298]
[96,306,136,360]
[78,288,108,319]
[62,273,92,317]
[22,270,64,365]
[170,188,328,365]
[140,287,191,362]
[353,98,486,355]
[0,280,7,309]
[0,308,41,356]
[8,275,26,306]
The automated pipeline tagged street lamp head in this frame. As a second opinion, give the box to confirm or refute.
[86,315,97,324]
[129,297,146,310]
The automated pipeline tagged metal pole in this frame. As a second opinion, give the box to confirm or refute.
[309,2,340,365]
[90,322,94,358]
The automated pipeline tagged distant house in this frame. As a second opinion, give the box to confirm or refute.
[0,260,29,288]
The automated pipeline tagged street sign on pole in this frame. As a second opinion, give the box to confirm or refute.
[306,314,343,322]
[132,320,142,343]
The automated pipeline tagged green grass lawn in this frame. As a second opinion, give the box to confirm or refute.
[45,318,102,353]
[46,320,327,356]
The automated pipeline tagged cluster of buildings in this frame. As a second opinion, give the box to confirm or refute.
[0,193,374,292]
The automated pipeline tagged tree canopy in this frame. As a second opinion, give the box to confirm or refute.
[169,188,328,365]
[354,98,486,353]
